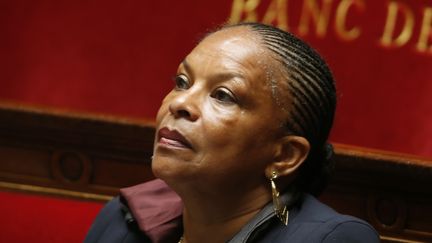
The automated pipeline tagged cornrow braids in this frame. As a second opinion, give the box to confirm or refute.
[225,22,337,196]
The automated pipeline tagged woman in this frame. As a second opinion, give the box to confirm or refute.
[85,23,379,243]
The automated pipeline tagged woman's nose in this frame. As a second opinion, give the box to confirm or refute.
[168,90,200,121]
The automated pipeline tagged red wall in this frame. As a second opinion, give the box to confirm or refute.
[0,191,103,242]
[1,0,432,158]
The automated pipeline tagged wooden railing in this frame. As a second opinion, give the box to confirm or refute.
[0,103,431,242]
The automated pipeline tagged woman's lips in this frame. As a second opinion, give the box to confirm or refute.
[158,127,192,149]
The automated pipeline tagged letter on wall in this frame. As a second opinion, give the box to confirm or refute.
[335,0,365,41]
[416,7,432,53]
[298,0,333,37]
[380,1,414,47]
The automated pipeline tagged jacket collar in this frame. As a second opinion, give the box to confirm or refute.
[120,179,300,243]
[228,188,300,243]
[120,179,183,243]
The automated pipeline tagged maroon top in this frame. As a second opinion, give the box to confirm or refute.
[120,179,183,243]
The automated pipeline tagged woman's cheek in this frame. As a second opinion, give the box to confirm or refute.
[155,100,171,124]
[201,115,242,148]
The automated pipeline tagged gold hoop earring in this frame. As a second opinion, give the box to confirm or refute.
[270,171,289,225]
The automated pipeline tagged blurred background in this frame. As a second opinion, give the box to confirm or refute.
[1,0,431,158]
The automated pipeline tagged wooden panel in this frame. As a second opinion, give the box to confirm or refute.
[320,144,432,242]
[0,102,431,242]
[0,103,155,197]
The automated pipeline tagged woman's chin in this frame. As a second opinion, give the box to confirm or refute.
[151,157,191,182]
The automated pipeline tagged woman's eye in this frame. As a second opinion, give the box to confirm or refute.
[211,88,237,104]
[174,75,190,90]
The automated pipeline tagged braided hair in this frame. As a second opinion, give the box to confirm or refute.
[224,22,337,196]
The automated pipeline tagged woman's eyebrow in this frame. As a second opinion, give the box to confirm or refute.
[181,59,193,74]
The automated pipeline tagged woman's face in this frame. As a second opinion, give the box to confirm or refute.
[152,27,290,190]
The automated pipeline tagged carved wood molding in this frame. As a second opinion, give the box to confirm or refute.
[0,103,156,197]
[323,145,432,242]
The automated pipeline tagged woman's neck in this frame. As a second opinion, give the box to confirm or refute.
[179,185,271,243]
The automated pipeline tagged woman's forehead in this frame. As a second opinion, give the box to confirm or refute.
[197,27,264,57]
[182,30,270,86]
[185,27,275,75]
[206,26,261,44]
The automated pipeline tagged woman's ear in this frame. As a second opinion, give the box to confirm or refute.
[265,136,310,178]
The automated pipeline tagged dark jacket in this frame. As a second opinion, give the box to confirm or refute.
[85,179,379,243]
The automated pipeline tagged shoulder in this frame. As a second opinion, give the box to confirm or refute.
[84,197,150,243]
[319,216,380,243]
[271,194,380,242]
